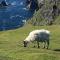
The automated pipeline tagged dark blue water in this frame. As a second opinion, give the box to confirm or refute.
[0,0,34,30]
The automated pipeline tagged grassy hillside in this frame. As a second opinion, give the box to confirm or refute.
[0,24,60,60]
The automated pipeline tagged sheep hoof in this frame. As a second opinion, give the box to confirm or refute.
[43,46,45,49]
[42,47,45,49]
[47,47,48,49]
[33,46,36,48]
[38,46,40,48]
[46,47,48,49]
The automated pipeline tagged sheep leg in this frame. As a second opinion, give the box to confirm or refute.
[46,40,49,49]
[32,41,36,48]
[37,41,40,48]
[43,43,45,49]
[43,42,46,49]
[33,41,36,48]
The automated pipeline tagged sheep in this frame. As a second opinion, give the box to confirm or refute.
[23,29,50,49]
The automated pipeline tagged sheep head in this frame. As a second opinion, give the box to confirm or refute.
[23,40,28,47]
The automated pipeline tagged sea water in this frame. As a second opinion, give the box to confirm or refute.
[0,0,34,30]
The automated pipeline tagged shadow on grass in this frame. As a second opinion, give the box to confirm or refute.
[53,49,60,52]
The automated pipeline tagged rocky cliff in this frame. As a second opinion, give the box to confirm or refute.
[26,0,39,11]
[26,0,60,25]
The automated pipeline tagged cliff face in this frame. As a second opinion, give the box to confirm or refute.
[26,0,60,25]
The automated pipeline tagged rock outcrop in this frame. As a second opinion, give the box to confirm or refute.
[26,0,39,11]
[26,0,45,10]
[0,0,8,7]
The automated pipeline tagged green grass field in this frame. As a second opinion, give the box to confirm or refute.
[0,24,60,60]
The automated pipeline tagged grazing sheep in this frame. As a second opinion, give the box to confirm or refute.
[23,29,50,49]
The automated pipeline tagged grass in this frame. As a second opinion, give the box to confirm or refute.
[0,24,60,60]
